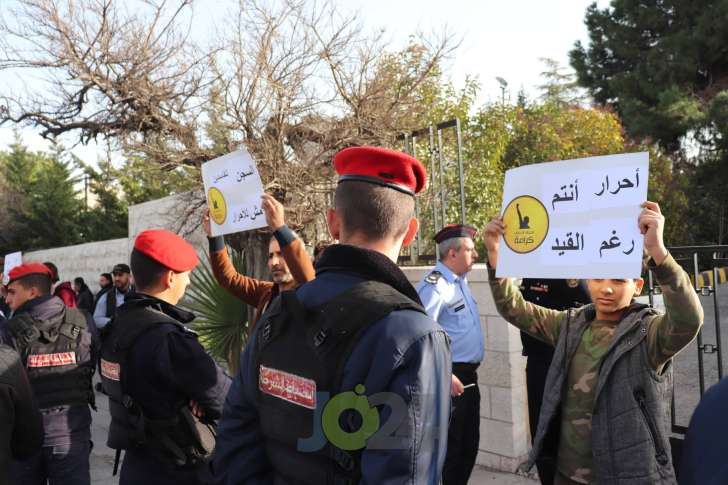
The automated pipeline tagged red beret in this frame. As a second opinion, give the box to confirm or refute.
[334,146,426,196]
[134,230,199,272]
[7,262,53,284]
[434,224,477,243]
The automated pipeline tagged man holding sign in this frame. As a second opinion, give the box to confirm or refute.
[484,201,702,484]
[203,193,315,331]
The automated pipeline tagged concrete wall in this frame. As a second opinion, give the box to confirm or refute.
[402,264,531,472]
[24,238,129,293]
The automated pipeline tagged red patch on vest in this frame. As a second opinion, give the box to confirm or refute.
[100,359,121,381]
[259,365,316,409]
[27,351,76,368]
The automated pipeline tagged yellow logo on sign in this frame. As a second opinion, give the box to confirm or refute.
[208,187,227,225]
[503,195,549,254]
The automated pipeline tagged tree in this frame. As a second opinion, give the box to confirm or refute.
[537,58,586,106]
[570,0,728,245]
[0,138,84,251]
[0,0,455,281]
[570,0,728,153]
[80,156,128,242]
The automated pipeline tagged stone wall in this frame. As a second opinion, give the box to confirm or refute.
[402,264,531,472]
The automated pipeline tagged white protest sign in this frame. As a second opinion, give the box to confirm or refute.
[201,149,267,237]
[496,152,649,279]
[3,251,22,284]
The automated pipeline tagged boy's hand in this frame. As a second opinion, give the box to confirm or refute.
[261,193,285,231]
[483,217,505,268]
[639,201,668,265]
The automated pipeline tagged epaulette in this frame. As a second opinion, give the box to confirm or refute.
[425,271,443,284]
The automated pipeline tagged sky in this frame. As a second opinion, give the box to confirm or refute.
[0,0,608,165]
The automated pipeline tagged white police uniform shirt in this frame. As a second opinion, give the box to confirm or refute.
[416,260,484,364]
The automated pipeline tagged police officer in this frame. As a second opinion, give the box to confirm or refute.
[93,263,133,329]
[0,262,98,485]
[519,279,590,485]
[211,146,452,484]
[99,230,231,484]
[416,224,484,485]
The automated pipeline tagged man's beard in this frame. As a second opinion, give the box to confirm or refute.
[272,272,293,285]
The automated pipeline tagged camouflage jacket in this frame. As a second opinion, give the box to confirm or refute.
[489,254,703,484]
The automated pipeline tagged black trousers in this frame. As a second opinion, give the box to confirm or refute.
[443,363,480,485]
[526,355,558,485]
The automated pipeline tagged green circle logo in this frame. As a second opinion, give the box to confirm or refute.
[321,384,380,450]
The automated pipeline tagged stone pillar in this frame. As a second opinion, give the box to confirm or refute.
[402,263,530,473]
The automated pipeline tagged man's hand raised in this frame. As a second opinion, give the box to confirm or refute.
[261,193,285,231]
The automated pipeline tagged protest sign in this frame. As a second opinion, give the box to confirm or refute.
[201,149,267,237]
[496,152,649,279]
[3,251,22,284]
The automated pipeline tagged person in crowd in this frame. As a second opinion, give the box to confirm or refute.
[520,279,591,485]
[680,376,728,484]
[92,272,114,313]
[0,262,99,485]
[44,262,77,308]
[483,202,703,484]
[93,263,133,329]
[210,146,452,484]
[99,273,113,292]
[100,230,231,485]
[0,285,10,320]
[416,224,484,485]
[73,277,95,314]
[203,193,315,331]
[0,343,43,484]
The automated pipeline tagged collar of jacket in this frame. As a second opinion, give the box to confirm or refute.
[13,295,61,319]
[315,243,422,305]
[123,292,195,324]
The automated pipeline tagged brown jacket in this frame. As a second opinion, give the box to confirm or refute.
[210,237,315,330]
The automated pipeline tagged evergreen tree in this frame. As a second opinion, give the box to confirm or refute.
[570,0,728,152]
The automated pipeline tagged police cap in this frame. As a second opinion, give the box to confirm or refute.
[433,224,477,243]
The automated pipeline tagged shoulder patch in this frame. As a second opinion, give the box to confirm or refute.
[425,271,443,284]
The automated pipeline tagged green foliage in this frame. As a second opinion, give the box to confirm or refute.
[80,157,128,242]
[183,247,249,373]
[570,0,728,152]
[570,0,728,245]
[0,136,84,251]
[118,157,199,206]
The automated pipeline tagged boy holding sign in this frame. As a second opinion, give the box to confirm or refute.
[484,201,703,484]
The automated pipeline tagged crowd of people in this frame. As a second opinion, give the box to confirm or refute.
[0,146,724,485]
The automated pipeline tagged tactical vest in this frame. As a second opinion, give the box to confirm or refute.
[100,303,215,469]
[7,307,94,409]
[253,280,426,485]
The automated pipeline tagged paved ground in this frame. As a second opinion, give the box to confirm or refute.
[88,380,537,484]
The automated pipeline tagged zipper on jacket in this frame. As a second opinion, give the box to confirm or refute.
[634,389,669,466]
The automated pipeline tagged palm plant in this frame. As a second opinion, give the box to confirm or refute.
[183,247,249,373]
